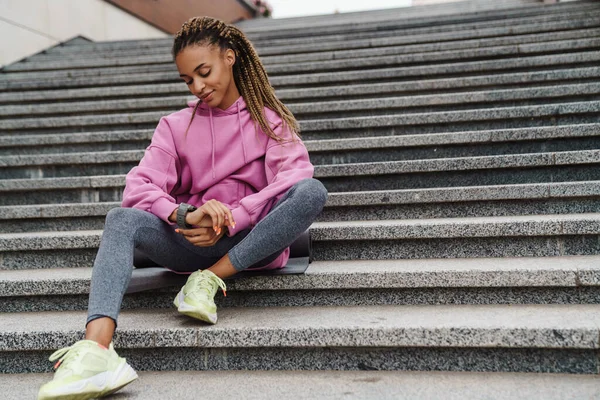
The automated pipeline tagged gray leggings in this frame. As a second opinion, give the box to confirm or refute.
[86,178,328,329]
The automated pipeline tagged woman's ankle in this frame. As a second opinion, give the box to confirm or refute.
[85,316,116,348]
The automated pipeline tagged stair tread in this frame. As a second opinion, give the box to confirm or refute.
[2,304,600,351]
[3,370,600,400]
[1,256,599,296]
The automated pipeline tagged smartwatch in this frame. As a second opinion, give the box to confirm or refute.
[177,203,198,229]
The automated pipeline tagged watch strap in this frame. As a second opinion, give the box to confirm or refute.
[177,203,197,229]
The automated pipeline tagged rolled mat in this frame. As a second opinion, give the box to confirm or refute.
[127,229,311,294]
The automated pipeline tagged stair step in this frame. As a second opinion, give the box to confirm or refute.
[1,303,599,373]
[2,213,600,270]
[4,370,599,400]
[1,256,599,312]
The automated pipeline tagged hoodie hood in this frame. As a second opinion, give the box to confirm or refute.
[186,95,249,179]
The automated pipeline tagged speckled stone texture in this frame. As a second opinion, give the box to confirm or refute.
[3,256,600,311]
[0,129,152,156]
[4,215,600,269]
[4,287,600,313]
[4,370,600,400]
[5,125,600,179]
[2,305,599,351]
[4,181,600,233]
[2,346,598,375]
[1,304,600,373]
[2,0,600,382]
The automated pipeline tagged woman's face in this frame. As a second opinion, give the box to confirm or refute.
[175,44,240,110]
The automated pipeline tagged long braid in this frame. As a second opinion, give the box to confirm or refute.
[172,16,300,143]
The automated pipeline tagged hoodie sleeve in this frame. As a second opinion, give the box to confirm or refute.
[226,119,314,236]
[121,116,180,226]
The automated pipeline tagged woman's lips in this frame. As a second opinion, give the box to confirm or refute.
[201,91,214,102]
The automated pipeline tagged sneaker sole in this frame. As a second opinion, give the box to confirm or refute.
[38,361,138,400]
[174,289,218,324]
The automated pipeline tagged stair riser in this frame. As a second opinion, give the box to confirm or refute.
[2,235,599,270]
[313,235,600,261]
[2,346,597,374]
[320,165,600,192]
[0,141,147,156]
[0,188,122,207]
[3,286,600,313]
[4,136,600,179]
[4,198,600,233]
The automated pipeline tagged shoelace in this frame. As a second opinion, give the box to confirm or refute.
[49,342,86,370]
[191,272,227,298]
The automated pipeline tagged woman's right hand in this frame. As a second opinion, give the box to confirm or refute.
[175,200,236,246]
[186,199,235,234]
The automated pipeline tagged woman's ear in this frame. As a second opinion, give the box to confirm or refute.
[225,48,236,67]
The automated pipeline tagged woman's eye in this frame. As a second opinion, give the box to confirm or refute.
[185,81,192,85]
[200,70,210,77]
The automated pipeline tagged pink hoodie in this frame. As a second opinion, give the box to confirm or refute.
[121,95,314,270]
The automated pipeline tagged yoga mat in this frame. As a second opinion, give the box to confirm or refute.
[127,229,311,294]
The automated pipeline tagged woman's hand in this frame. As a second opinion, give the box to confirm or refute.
[176,200,235,247]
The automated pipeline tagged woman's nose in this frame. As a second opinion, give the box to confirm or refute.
[192,79,205,94]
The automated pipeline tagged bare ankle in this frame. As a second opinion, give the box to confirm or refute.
[85,317,116,348]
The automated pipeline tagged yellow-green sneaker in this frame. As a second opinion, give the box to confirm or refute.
[37,339,138,400]
[173,269,227,324]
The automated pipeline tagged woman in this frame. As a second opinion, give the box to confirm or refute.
[38,16,328,400]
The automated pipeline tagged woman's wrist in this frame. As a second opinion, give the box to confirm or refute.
[168,206,178,223]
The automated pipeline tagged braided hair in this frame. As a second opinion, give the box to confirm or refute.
[172,16,300,143]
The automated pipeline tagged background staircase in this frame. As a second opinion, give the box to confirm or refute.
[1,0,600,398]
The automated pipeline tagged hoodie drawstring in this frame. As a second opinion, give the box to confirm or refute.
[237,102,248,164]
[209,106,216,179]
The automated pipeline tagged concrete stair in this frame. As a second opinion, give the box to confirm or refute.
[1,0,600,397]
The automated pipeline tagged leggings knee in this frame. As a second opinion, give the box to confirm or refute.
[105,207,147,231]
[295,178,328,215]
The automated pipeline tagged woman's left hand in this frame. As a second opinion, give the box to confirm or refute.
[178,226,228,247]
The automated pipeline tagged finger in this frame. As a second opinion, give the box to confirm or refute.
[204,202,224,234]
[219,203,235,228]
[176,227,211,237]
[209,200,226,232]
[199,203,219,233]
[193,234,217,246]
[187,229,215,243]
